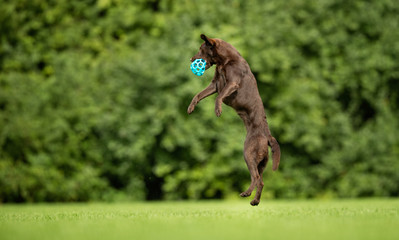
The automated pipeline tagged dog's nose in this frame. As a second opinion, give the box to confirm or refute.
[190,57,194,62]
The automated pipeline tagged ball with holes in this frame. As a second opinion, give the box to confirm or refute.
[190,59,207,76]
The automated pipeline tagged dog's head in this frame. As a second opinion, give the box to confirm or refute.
[190,34,218,70]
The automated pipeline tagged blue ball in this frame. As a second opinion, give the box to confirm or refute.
[190,59,206,76]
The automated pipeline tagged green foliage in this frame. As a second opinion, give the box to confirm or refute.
[0,0,398,202]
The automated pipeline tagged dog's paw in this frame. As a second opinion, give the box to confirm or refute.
[240,191,251,198]
[215,106,222,117]
[187,104,195,114]
[250,199,260,206]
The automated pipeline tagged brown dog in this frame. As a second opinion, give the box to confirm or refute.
[188,34,281,206]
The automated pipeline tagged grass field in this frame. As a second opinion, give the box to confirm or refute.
[1,199,398,240]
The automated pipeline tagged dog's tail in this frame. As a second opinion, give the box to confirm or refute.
[268,136,280,171]
[265,124,280,170]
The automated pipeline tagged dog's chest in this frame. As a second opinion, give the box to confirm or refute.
[216,68,237,106]
[214,68,225,92]
[217,66,233,91]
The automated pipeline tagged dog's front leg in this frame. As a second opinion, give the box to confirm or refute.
[215,82,239,117]
[187,82,216,114]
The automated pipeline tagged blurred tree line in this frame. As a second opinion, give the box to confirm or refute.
[0,0,398,202]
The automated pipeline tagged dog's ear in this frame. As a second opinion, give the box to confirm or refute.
[201,34,215,47]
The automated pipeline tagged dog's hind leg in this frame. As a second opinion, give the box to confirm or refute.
[250,157,268,206]
[240,147,260,198]
[241,137,268,206]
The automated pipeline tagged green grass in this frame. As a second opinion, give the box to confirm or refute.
[1,199,398,240]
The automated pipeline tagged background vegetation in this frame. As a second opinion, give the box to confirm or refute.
[0,0,398,202]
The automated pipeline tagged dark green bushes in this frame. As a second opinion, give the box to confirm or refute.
[0,0,398,202]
